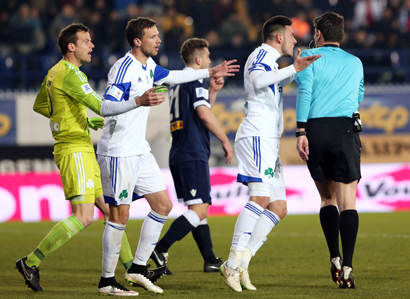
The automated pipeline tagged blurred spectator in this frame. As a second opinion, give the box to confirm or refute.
[400,0,410,32]
[162,6,194,50]
[0,11,12,55]
[214,0,235,27]
[188,0,215,38]
[9,4,46,54]
[352,0,386,30]
[291,11,311,45]
[218,11,249,50]
[107,10,126,52]
[86,11,105,52]
[49,4,80,42]
[205,30,222,50]
[123,3,143,20]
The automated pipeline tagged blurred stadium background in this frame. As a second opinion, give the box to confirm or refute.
[1,0,410,223]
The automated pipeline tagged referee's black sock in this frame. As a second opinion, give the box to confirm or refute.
[339,209,359,268]
[319,205,341,260]
[156,215,195,253]
[192,224,218,264]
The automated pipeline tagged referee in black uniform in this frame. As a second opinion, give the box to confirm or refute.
[294,12,365,289]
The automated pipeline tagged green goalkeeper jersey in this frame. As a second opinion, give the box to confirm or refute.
[34,60,102,154]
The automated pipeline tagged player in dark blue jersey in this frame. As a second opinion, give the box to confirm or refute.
[151,38,233,273]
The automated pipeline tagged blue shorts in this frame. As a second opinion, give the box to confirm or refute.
[170,161,211,206]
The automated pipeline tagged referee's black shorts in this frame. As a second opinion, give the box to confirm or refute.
[306,117,361,183]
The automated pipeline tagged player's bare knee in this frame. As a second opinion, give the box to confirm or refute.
[80,215,94,228]
[196,209,208,220]
[152,199,172,216]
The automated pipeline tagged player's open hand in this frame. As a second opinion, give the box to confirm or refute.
[209,76,224,92]
[293,49,321,72]
[209,60,240,77]
[135,87,166,107]
[223,140,233,164]
[296,135,309,162]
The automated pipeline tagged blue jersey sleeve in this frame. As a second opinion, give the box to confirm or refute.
[295,50,314,125]
[153,65,170,83]
[248,49,273,74]
[103,82,131,102]
[191,80,210,109]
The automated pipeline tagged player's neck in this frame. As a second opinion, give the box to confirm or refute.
[63,54,81,68]
[264,41,282,56]
[131,48,149,65]
[185,64,200,70]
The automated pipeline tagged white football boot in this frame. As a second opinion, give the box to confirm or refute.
[220,261,242,292]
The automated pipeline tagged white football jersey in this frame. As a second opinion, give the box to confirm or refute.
[235,43,296,141]
[97,52,170,157]
[97,51,210,157]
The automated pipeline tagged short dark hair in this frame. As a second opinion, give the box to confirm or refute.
[313,12,344,43]
[58,23,89,55]
[180,38,209,65]
[125,17,157,47]
[262,16,292,42]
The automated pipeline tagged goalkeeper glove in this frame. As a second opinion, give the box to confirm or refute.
[153,85,168,94]
[87,117,104,131]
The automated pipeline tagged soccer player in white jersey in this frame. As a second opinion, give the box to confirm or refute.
[219,16,321,292]
[96,17,239,296]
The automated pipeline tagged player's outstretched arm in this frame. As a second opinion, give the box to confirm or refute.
[134,87,166,107]
[209,60,240,77]
[293,49,321,72]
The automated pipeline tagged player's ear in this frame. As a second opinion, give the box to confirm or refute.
[67,43,75,52]
[134,38,142,47]
[276,33,282,44]
[195,56,201,66]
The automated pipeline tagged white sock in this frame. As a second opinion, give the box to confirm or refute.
[133,210,167,266]
[227,201,263,268]
[182,209,200,227]
[102,221,125,278]
[246,209,281,257]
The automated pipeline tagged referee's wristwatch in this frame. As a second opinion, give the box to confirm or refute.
[295,131,306,137]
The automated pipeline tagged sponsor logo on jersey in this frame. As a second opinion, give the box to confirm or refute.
[81,83,93,95]
[106,85,124,101]
[119,189,128,200]
[264,167,274,178]
[195,87,209,99]
[170,120,183,132]
[138,77,143,83]
[86,179,94,189]
[190,189,197,197]
[150,69,154,78]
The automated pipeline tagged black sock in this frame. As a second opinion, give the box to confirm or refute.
[156,215,195,253]
[128,263,146,274]
[339,209,359,268]
[319,205,341,260]
[192,224,218,264]
[99,276,116,287]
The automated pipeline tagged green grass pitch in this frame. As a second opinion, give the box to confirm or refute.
[1,212,410,298]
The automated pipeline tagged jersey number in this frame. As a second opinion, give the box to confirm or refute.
[169,85,180,121]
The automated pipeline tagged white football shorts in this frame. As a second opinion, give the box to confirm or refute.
[98,153,166,205]
[235,136,286,201]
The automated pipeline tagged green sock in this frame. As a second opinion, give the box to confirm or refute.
[26,216,84,267]
[120,232,133,269]
[103,221,133,269]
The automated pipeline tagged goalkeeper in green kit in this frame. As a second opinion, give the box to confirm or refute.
[15,23,161,292]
